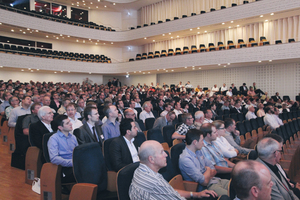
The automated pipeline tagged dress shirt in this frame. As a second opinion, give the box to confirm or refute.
[0,100,10,113]
[226,91,233,97]
[135,103,142,108]
[129,163,185,200]
[221,86,227,92]
[123,136,139,163]
[245,111,257,120]
[221,105,230,111]
[179,147,218,192]
[274,115,284,126]
[213,136,237,158]
[129,108,138,117]
[41,121,53,133]
[102,119,120,140]
[211,87,219,93]
[69,117,83,134]
[256,109,266,117]
[160,110,168,117]
[173,109,182,117]
[203,118,213,124]
[264,113,280,130]
[57,106,66,115]
[47,130,78,167]
[139,110,155,123]
[175,123,196,136]
[224,131,251,154]
[201,140,228,167]
[8,106,31,127]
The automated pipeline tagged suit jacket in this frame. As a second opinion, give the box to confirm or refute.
[30,120,52,150]
[152,116,174,131]
[239,85,248,94]
[256,158,298,200]
[230,107,241,114]
[75,122,104,146]
[109,136,137,172]
[49,100,60,112]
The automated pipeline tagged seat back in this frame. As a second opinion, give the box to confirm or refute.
[147,128,164,143]
[250,119,259,130]
[69,183,98,200]
[145,118,155,130]
[133,132,146,149]
[73,143,108,193]
[247,150,258,160]
[136,119,146,131]
[256,117,264,127]
[14,114,30,154]
[159,151,177,182]
[163,125,175,147]
[244,120,252,133]
[116,162,140,200]
[40,163,62,200]
[169,174,185,190]
[42,132,55,163]
[25,146,42,184]
[103,137,115,171]
[170,143,186,175]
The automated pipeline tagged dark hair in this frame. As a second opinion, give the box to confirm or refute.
[200,123,213,138]
[224,118,234,129]
[163,102,170,109]
[30,103,41,112]
[120,118,134,136]
[265,107,272,114]
[186,129,203,145]
[66,102,76,110]
[53,114,68,131]
[84,106,97,121]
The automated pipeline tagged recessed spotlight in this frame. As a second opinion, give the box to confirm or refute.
[157,69,159,71]
[37,69,39,71]
[28,68,31,70]
[192,66,194,68]
[270,13,274,15]
[229,26,231,28]
[72,3,74,5]
[163,69,165,70]
[56,37,59,39]
[269,60,272,62]
[0,23,2,25]
[95,43,98,45]
[11,29,14,32]
[260,15,263,17]
[185,67,187,68]
[97,40,99,42]
[90,2,92,4]
[162,34,165,36]
[68,71,70,73]
[218,64,221,66]
[197,32,200,34]
[67,35,70,37]
[76,39,79,42]
[231,21,233,23]
[139,71,141,72]
[21,69,24,71]
[177,35,179,37]
[23,32,26,34]
[222,22,225,25]
[153,40,155,42]
[35,30,38,32]
[237,25,240,27]
[89,38,91,40]
[143,72,145,74]
[169,33,171,35]
[204,31,207,33]
[171,37,173,39]
[197,27,200,29]
[20,29,22,32]
[89,72,92,74]
[0,66,3,68]
[98,0,100,2]
[54,72,57,73]
[104,5,107,7]
[148,72,150,73]
[77,4,79,6]
[111,42,113,44]
[113,3,116,5]
[96,6,98,8]
[199,67,201,69]
[171,70,174,72]
[134,71,136,73]
[103,43,105,44]
[265,19,268,22]
[60,34,63,36]
[258,61,261,63]
[88,7,90,9]
[190,29,192,31]
[83,40,85,43]
[166,70,168,72]
[144,37,147,39]
[224,65,226,67]
[192,68,195,70]
[27,28,30,30]
[227,63,230,65]
[61,70,63,72]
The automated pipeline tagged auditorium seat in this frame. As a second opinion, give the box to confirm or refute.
[191,45,198,53]
[147,52,154,59]
[221,6,226,9]
[183,46,189,54]
[168,49,174,56]
[248,38,258,47]
[141,53,147,60]
[174,17,179,20]
[227,40,236,49]
[135,54,141,60]
[210,8,216,12]
[200,11,206,14]
[218,42,225,50]
[154,51,160,58]
[175,48,181,55]
[191,13,196,16]
[199,44,206,52]
[289,38,295,43]
[276,40,282,44]
[238,39,246,48]
[182,15,187,18]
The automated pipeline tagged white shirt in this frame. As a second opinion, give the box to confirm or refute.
[245,111,257,121]
[69,117,83,134]
[135,103,142,108]
[203,118,213,124]
[41,121,53,132]
[129,108,138,117]
[211,86,219,93]
[226,91,233,97]
[213,136,237,158]
[264,113,280,130]
[221,86,227,92]
[160,110,168,117]
[139,110,155,123]
[174,109,182,117]
[123,136,139,163]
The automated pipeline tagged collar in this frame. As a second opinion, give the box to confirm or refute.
[123,136,135,144]
[57,130,71,138]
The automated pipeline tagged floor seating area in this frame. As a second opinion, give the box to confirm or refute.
[129,37,296,62]
[0,43,112,63]
[0,3,115,32]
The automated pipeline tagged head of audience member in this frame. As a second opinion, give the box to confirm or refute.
[138,140,168,173]
[52,92,59,101]
[143,101,152,113]
[86,101,97,109]
[42,96,51,106]
[3,92,12,101]
[130,100,136,109]
[22,96,32,108]
[30,103,42,115]
[194,111,204,124]
[235,101,241,109]
[257,137,282,165]
[84,106,99,125]
[61,98,71,108]
[224,118,236,133]
[124,109,136,120]
[99,92,105,100]
[248,105,255,113]
[231,160,273,200]
[212,120,225,137]
[264,133,283,146]
[9,96,19,108]
[174,101,181,111]
[186,129,204,151]
[103,105,118,120]
[165,111,176,123]
[204,109,213,120]
[200,123,218,143]
[120,118,138,140]
[210,103,217,111]
[32,95,41,103]
[77,98,85,109]
[38,106,54,124]
[163,103,172,112]
[265,107,273,115]
[53,115,73,135]
[116,100,124,110]
[258,103,264,110]
[66,103,77,120]
[182,113,194,126]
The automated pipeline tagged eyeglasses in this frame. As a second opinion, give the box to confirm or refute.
[218,128,225,130]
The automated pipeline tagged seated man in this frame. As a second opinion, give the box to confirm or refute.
[179,129,229,196]
[129,140,217,200]
[224,118,254,153]
[5,96,19,119]
[200,123,235,180]
[124,109,142,132]
[160,103,172,117]
[256,103,265,117]
[0,91,12,116]
[109,118,139,172]
[231,160,273,200]
[8,95,32,127]
[102,105,120,140]
[256,138,299,200]
[22,103,42,136]
[194,111,205,130]
[76,106,104,145]
[245,105,257,120]
[48,115,78,183]
[203,109,213,124]
[172,113,195,140]
[173,101,183,117]
[66,103,83,134]
[139,101,155,123]
[57,98,71,115]
[264,107,281,130]
[152,111,176,131]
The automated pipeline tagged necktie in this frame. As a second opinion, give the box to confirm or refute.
[92,126,98,142]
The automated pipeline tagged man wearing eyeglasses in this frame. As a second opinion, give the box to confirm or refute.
[256,137,299,200]
[172,113,195,140]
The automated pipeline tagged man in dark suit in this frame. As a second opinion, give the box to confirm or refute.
[231,83,238,95]
[230,101,242,114]
[239,83,248,96]
[75,106,104,146]
[49,92,61,112]
[109,118,139,172]
[272,92,283,102]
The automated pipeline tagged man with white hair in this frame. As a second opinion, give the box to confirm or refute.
[139,101,155,123]
[245,105,257,120]
[194,111,205,130]
[256,138,299,200]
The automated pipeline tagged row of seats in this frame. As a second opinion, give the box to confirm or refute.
[0,3,115,32]
[0,43,112,63]
[130,0,254,30]
[129,37,296,61]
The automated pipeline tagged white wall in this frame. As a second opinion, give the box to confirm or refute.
[121,9,138,30]
[89,10,122,31]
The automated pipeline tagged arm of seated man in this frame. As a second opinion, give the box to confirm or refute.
[48,136,73,167]
[172,132,186,140]
[224,158,235,168]
[176,189,217,199]
[214,165,233,174]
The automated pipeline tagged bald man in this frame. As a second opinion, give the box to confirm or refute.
[232,160,273,200]
[129,140,217,200]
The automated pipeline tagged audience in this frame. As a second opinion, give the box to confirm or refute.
[22,103,41,135]
[172,113,195,140]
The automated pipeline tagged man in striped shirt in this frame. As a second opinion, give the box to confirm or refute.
[129,140,217,200]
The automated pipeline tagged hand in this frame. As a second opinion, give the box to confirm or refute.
[195,190,218,198]
[234,130,240,136]
[235,149,239,154]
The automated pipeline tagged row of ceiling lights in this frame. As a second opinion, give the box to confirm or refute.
[71,0,116,9]
[0,66,96,74]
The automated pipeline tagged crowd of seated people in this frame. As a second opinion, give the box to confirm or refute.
[1,77,300,199]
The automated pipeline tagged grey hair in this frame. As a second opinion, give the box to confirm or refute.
[142,101,151,109]
[194,111,204,120]
[38,106,51,120]
[248,105,254,110]
[257,138,279,160]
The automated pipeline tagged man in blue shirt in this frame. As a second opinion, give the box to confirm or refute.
[102,105,120,140]
[179,129,229,196]
[48,114,78,183]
